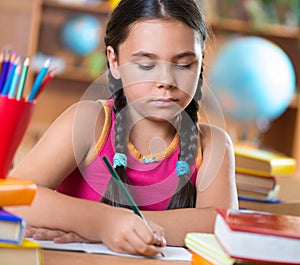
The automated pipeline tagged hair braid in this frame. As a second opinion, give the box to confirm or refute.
[167,99,199,209]
[101,76,132,208]
[167,55,205,209]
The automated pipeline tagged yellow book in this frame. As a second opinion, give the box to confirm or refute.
[186,233,289,265]
[185,233,236,265]
[0,238,44,265]
[234,145,296,177]
[0,177,36,206]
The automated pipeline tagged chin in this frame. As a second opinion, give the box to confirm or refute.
[146,112,179,122]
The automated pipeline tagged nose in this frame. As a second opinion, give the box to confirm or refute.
[155,62,176,89]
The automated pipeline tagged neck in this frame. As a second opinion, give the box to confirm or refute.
[129,118,178,155]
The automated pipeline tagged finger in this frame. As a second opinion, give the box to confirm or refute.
[158,235,167,247]
[146,220,166,244]
[131,228,163,256]
[53,232,87,243]
[110,239,138,255]
[24,226,37,238]
[153,231,167,247]
[32,228,65,240]
[108,228,161,257]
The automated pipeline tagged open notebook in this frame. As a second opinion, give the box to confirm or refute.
[31,239,192,261]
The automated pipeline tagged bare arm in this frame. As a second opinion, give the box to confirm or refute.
[7,100,107,235]
[7,101,164,256]
[143,124,238,246]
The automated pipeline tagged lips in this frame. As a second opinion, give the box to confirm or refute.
[151,97,178,106]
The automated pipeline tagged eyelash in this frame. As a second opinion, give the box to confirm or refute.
[138,64,155,71]
[137,63,193,71]
[175,63,193,70]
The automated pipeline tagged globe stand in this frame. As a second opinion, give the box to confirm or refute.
[73,55,84,69]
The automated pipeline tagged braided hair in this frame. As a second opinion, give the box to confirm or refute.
[101,0,207,209]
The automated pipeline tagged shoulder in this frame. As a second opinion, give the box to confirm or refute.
[52,100,107,124]
[52,100,109,159]
[198,123,234,167]
[199,123,233,150]
[71,99,110,144]
[195,124,238,210]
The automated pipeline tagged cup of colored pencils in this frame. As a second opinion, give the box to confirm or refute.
[0,49,55,179]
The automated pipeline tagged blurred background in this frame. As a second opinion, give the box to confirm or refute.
[0,0,299,179]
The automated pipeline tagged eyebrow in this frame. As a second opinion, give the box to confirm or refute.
[131,51,158,60]
[131,51,197,60]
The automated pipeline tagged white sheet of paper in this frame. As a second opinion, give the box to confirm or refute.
[31,239,192,261]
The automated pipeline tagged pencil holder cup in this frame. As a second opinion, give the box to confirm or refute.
[0,95,35,179]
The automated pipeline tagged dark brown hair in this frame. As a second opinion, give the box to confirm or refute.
[101,0,207,209]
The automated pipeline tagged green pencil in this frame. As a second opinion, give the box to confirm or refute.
[102,156,143,218]
[102,155,165,257]
[16,57,29,100]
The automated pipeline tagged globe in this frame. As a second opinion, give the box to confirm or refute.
[60,14,101,56]
[209,36,296,122]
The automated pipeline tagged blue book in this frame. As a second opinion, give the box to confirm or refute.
[0,208,25,244]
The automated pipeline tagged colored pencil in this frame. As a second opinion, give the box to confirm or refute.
[27,57,51,101]
[1,55,21,96]
[102,156,165,257]
[16,57,30,100]
[34,67,56,99]
[0,51,3,75]
[0,51,10,92]
[8,63,21,99]
[102,156,144,218]
[6,50,17,76]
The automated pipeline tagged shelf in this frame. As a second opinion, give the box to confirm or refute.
[55,67,102,83]
[209,18,300,39]
[42,0,112,14]
[290,93,299,109]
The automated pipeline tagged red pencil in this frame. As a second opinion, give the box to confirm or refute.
[33,67,56,100]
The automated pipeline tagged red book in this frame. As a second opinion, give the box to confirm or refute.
[214,208,300,264]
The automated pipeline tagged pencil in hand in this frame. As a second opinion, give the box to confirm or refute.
[102,155,166,257]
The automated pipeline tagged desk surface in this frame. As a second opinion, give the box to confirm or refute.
[43,250,189,265]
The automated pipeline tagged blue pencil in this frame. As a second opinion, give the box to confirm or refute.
[0,51,3,74]
[1,57,20,96]
[27,57,52,101]
[8,63,21,98]
[6,50,17,77]
[0,51,10,92]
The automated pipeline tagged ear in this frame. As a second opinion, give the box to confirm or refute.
[107,46,121,79]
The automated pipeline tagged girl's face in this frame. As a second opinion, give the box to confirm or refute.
[107,19,202,121]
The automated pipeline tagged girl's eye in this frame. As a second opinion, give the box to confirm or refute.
[175,63,193,70]
[138,64,155,71]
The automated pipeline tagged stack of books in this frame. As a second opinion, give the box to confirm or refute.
[0,177,43,265]
[185,208,300,265]
[234,145,296,205]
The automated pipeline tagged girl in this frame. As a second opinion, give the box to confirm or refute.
[8,0,238,257]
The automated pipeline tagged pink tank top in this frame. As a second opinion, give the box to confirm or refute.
[57,100,202,210]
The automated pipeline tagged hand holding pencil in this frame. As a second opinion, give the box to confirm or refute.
[102,156,166,257]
